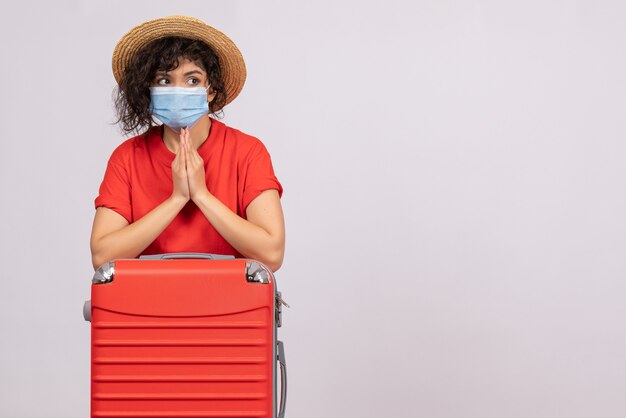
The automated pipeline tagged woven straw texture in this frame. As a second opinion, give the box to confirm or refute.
[112,15,246,106]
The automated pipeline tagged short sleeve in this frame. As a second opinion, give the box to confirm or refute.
[241,141,283,211]
[94,147,132,223]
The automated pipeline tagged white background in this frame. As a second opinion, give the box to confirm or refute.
[1,1,625,417]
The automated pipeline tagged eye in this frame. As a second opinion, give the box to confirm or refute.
[156,77,169,85]
[187,78,200,86]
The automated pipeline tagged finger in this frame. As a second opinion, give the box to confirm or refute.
[188,141,200,167]
[179,128,186,146]
[185,130,193,156]
[194,148,203,167]
[184,131,199,161]
[180,130,188,169]
[184,131,192,157]
[186,130,196,156]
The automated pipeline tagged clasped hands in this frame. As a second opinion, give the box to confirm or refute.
[171,127,210,203]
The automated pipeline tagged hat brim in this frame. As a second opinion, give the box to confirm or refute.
[112,15,246,108]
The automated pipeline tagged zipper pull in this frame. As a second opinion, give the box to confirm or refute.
[277,292,290,308]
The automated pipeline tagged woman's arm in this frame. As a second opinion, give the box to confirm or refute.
[181,129,285,271]
[91,132,191,271]
[90,196,188,270]
[192,189,285,272]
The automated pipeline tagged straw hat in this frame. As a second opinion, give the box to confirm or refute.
[112,15,246,106]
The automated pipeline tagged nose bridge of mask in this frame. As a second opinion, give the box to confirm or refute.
[150,86,208,95]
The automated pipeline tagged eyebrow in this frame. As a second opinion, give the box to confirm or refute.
[184,70,205,76]
[155,70,205,76]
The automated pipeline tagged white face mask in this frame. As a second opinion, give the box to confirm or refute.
[149,86,209,131]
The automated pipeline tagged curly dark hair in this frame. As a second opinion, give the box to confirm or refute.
[113,36,226,135]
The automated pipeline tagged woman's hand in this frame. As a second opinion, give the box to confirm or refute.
[182,128,210,202]
[170,130,191,202]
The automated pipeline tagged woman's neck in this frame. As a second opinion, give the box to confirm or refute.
[161,115,212,154]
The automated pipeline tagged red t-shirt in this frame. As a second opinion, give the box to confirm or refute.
[94,118,283,257]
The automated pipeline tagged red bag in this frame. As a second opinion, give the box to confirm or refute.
[84,253,287,418]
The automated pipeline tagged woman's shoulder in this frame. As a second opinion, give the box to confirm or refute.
[107,126,160,164]
[215,119,270,155]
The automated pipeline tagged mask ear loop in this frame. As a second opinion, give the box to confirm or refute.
[206,84,212,115]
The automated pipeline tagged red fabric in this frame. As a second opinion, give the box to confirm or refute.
[94,118,283,257]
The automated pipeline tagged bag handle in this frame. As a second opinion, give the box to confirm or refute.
[139,252,235,260]
[277,340,287,418]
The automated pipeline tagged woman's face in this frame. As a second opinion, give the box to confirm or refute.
[150,57,217,104]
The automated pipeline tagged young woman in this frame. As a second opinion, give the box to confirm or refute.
[90,16,285,272]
